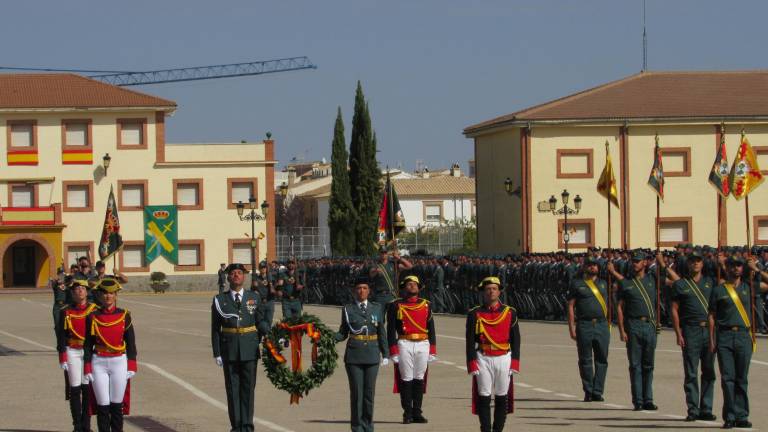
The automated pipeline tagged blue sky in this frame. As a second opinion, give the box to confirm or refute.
[4,1,768,172]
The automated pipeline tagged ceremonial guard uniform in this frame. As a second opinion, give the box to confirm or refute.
[386,275,437,424]
[277,263,303,319]
[336,277,389,432]
[466,276,520,432]
[253,261,276,326]
[56,279,98,432]
[614,252,658,411]
[669,251,717,421]
[567,258,610,402]
[211,263,268,432]
[709,256,754,429]
[83,278,137,432]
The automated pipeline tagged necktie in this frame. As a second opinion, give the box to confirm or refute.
[235,293,241,310]
[360,302,367,314]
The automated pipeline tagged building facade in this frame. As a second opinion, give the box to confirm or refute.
[0,74,276,288]
[465,71,768,254]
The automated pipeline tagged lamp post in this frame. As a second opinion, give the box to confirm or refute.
[236,196,269,288]
[102,153,112,176]
[548,189,582,253]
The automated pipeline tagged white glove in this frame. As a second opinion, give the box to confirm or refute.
[390,355,400,364]
[85,373,94,383]
[428,354,437,363]
[380,358,389,367]
[215,356,223,367]
[509,368,519,376]
[278,338,289,348]
[59,362,69,371]
[126,371,136,379]
[470,370,480,376]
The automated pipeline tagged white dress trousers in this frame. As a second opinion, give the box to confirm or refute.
[476,351,511,397]
[91,354,128,405]
[65,346,87,386]
[397,339,430,381]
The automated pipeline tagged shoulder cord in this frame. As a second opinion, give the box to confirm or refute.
[343,306,369,336]
[214,296,240,320]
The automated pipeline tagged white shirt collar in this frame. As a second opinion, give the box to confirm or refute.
[231,288,244,299]
[357,300,368,309]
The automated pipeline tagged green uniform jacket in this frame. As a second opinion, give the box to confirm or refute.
[710,281,753,328]
[568,278,609,320]
[618,275,658,320]
[336,301,389,364]
[211,290,269,362]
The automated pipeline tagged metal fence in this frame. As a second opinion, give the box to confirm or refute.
[276,225,467,258]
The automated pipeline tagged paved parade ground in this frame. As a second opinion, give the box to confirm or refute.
[1,291,766,432]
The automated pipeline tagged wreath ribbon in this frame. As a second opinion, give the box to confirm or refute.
[277,322,322,404]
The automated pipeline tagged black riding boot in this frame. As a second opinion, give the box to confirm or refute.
[109,403,123,432]
[493,395,508,432]
[399,380,413,423]
[80,385,91,432]
[96,405,110,432]
[478,395,492,432]
[412,379,428,423]
[68,386,83,432]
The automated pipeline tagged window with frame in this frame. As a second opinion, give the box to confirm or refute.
[65,243,92,267]
[657,217,692,246]
[424,202,442,224]
[754,216,768,244]
[556,149,594,179]
[117,119,147,149]
[227,178,258,209]
[558,219,595,249]
[176,240,205,271]
[120,242,147,272]
[232,242,252,265]
[9,122,35,148]
[10,184,35,208]
[62,120,91,148]
[118,180,148,210]
[63,181,93,212]
[174,179,203,210]
[659,147,691,177]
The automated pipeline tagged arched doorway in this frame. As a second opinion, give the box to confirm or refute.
[0,234,56,288]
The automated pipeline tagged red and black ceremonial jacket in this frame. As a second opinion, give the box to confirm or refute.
[386,296,437,356]
[83,306,137,374]
[55,302,98,363]
[465,302,520,373]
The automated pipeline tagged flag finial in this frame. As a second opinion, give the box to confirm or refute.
[654,132,659,145]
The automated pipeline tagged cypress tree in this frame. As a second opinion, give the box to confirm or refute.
[328,107,356,255]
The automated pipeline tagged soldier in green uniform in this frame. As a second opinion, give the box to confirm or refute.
[608,251,659,411]
[567,257,610,402]
[709,256,754,429]
[211,263,269,432]
[665,251,717,421]
[277,260,303,319]
[252,261,276,327]
[369,248,413,306]
[336,277,389,432]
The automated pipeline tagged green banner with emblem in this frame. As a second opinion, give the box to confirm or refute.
[144,205,178,265]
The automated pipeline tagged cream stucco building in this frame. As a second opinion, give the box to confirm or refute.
[0,74,276,288]
[465,71,768,254]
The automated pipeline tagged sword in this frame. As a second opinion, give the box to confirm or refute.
[147,220,175,254]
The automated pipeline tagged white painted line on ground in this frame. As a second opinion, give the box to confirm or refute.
[532,388,552,393]
[437,333,464,341]
[454,366,467,372]
[663,414,685,419]
[21,297,49,308]
[118,298,208,312]
[554,393,576,398]
[0,329,294,432]
[752,359,768,366]
[439,360,455,366]
[696,420,721,426]
[515,383,532,388]
[603,403,626,409]
[155,327,207,338]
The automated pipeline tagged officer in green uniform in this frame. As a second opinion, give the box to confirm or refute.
[665,251,717,421]
[567,257,610,402]
[336,277,389,432]
[252,261,276,327]
[608,251,659,411]
[211,263,269,432]
[369,248,413,307]
[277,261,303,319]
[709,255,754,429]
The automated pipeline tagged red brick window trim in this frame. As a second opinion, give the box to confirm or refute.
[175,239,205,271]
[558,218,595,249]
[556,149,594,179]
[62,180,94,212]
[659,147,691,177]
[119,241,149,272]
[656,217,693,247]
[117,180,148,211]
[64,242,95,267]
[61,119,93,151]
[227,178,258,210]
[228,238,256,270]
[173,178,204,210]
[117,118,148,150]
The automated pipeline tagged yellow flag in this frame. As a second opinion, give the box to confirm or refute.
[597,141,620,208]
[730,133,764,200]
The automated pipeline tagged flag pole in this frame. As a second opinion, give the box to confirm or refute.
[655,133,662,330]
[387,171,399,291]
[740,129,757,348]
[605,141,613,327]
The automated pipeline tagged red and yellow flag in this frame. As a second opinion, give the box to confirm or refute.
[730,132,764,200]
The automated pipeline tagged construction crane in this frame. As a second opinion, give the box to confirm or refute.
[0,56,317,86]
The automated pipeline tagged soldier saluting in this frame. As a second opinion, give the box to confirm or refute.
[211,263,269,432]
[567,257,610,402]
[386,275,437,424]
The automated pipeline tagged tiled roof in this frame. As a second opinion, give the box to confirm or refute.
[0,73,176,109]
[464,71,768,134]
[392,176,475,197]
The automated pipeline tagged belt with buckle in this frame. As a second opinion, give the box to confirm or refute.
[399,333,428,341]
[221,326,257,334]
[67,338,84,348]
[719,326,746,332]
[632,316,649,322]
[352,334,378,341]
[95,344,125,355]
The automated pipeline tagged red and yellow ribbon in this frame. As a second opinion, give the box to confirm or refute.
[277,322,323,404]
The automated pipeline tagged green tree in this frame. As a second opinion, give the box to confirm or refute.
[328,107,356,255]
[349,82,381,256]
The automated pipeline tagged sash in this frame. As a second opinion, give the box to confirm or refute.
[683,278,709,315]
[631,278,656,323]
[724,283,756,353]
[378,263,395,296]
[584,279,609,322]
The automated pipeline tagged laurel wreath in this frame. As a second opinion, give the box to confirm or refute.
[261,314,338,398]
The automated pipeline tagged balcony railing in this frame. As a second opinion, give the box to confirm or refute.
[1,206,58,226]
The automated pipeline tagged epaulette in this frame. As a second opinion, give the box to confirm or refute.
[468,305,480,312]
[58,304,69,311]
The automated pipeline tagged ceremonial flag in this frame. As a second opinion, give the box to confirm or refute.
[647,135,665,200]
[144,205,178,264]
[709,132,730,197]
[98,186,123,260]
[730,133,765,200]
[376,173,406,246]
[596,141,619,208]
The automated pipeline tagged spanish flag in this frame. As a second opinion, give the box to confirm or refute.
[730,132,764,200]
[596,141,619,208]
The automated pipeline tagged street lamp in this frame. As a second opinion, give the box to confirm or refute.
[548,189,582,253]
[503,177,521,196]
[235,196,269,288]
[102,153,112,176]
